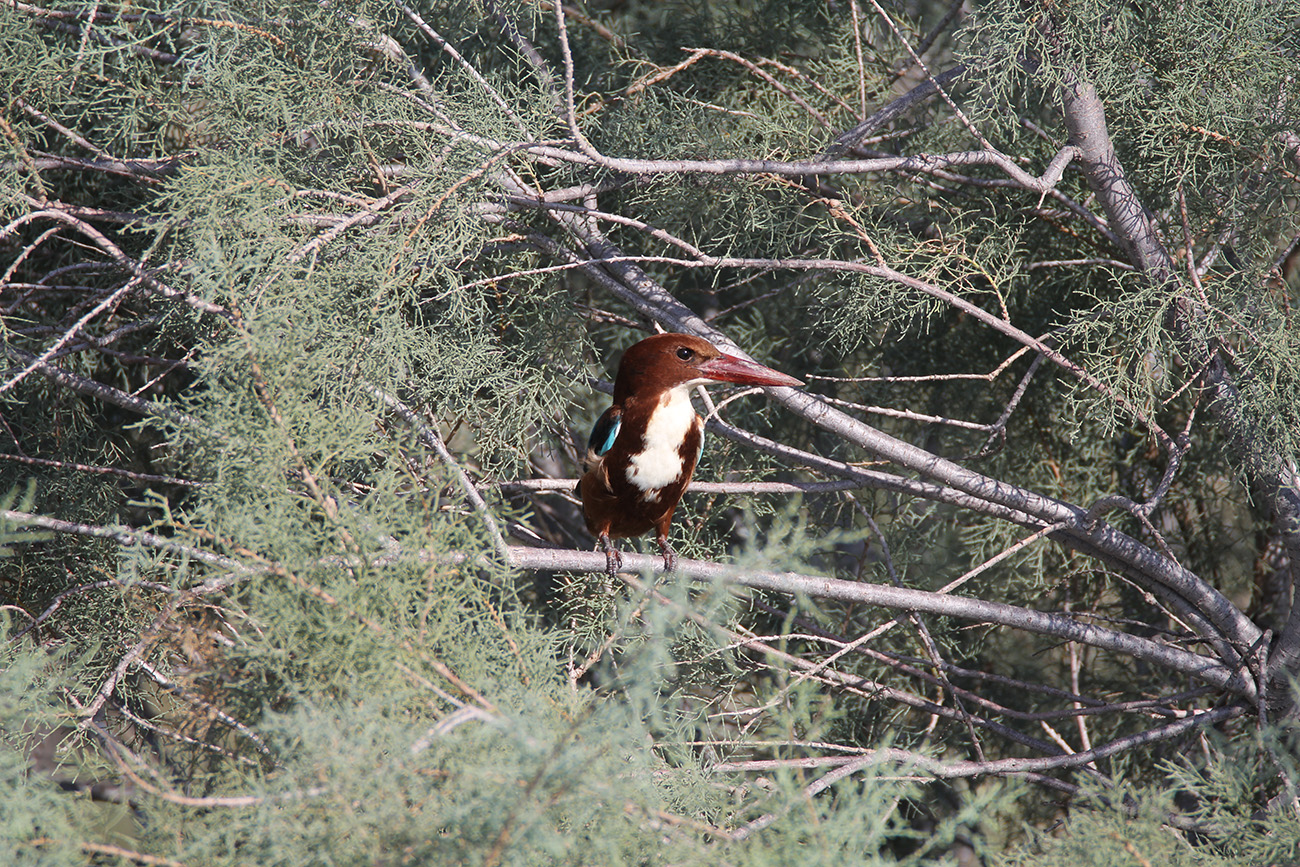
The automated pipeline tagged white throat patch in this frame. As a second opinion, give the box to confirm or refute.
[626,385,699,496]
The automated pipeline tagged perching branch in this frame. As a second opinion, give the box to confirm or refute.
[529,206,1260,668]
[500,545,1254,701]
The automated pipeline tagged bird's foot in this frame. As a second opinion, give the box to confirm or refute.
[599,534,623,578]
[657,536,677,573]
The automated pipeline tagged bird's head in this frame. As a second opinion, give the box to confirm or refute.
[612,333,802,403]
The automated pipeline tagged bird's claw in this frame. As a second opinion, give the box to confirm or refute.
[657,537,677,573]
[600,535,623,578]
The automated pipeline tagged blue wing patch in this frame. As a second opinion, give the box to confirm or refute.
[587,406,622,456]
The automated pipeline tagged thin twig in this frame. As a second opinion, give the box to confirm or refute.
[357,379,510,562]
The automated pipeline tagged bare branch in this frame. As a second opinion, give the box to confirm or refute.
[726,700,1242,797]
[527,215,1259,663]
[0,507,253,574]
[0,273,143,395]
[357,379,511,563]
[1054,56,1300,703]
[498,545,1255,700]
[2,206,221,314]
[2,343,204,429]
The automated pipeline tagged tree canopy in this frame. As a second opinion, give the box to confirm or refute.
[2,1,1300,864]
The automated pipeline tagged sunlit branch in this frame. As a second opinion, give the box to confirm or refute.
[500,545,1254,700]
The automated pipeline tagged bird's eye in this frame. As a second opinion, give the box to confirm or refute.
[676,347,695,361]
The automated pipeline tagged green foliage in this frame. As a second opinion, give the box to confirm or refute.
[1001,783,1209,867]
[1160,718,1300,866]
[962,0,1300,458]
[1003,747,1300,867]
[0,641,122,867]
[0,484,51,558]
[3,0,1300,864]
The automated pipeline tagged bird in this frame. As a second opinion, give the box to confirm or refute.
[577,333,802,577]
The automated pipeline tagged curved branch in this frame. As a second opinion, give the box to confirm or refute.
[1056,62,1297,701]
[500,545,1255,701]
[727,702,1243,799]
[536,220,1261,663]
[822,65,968,158]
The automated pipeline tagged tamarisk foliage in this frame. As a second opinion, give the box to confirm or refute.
[1,0,1299,863]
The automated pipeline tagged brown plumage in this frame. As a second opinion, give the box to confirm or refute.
[578,334,802,576]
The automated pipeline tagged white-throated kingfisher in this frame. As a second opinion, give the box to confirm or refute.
[578,333,802,576]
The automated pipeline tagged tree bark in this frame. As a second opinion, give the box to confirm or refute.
[1057,66,1300,712]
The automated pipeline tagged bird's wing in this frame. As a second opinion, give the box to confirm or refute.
[578,407,622,495]
[586,405,622,459]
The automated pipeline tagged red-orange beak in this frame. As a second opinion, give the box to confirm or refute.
[696,353,803,387]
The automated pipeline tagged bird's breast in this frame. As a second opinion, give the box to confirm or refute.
[625,389,700,499]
